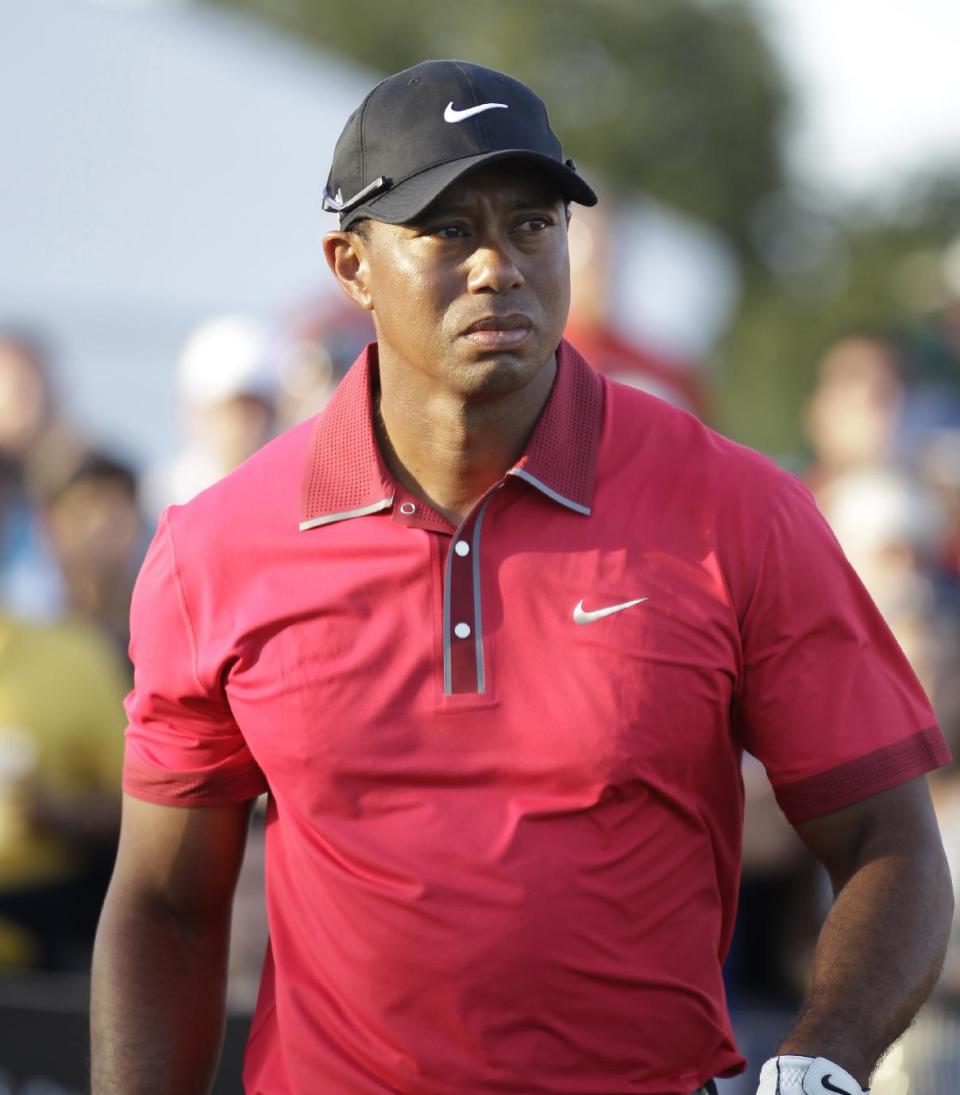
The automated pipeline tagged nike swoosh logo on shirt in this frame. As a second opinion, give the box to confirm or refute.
[572,598,648,625]
[443,101,508,123]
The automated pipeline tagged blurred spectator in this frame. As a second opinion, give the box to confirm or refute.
[565,195,709,416]
[895,287,960,1087]
[0,475,127,970]
[143,314,277,516]
[897,300,960,586]
[275,296,374,430]
[725,328,960,1092]
[0,608,127,971]
[897,298,960,456]
[803,330,960,748]
[820,466,960,745]
[40,452,146,665]
[789,325,960,1093]
[0,330,87,620]
[819,468,944,620]
[0,328,85,499]
[0,456,61,621]
[802,334,904,499]
[0,341,136,972]
[915,426,960,582]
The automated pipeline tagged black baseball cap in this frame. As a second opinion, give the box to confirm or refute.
[323,59,597,229]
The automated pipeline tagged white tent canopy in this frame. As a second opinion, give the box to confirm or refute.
[1,0,735,465]
[2,0,370,461]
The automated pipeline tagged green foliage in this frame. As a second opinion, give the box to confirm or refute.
[207,0,960,463]
[207,0,788,247]
[719,181,960,459]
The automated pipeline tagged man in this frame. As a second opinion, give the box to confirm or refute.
[91,61,953,1095]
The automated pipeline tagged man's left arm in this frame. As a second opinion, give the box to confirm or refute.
[773,776,953,1089]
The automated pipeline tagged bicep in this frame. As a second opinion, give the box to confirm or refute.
[108,793,256,923]
[794,777,944,891]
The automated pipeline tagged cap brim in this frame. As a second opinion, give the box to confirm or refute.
[341,150,597,228]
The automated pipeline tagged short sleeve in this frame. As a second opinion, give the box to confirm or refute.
[735,476,950,823]
[122,509,268,806]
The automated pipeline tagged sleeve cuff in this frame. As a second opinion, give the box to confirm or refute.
[123,749,269,806]
[773,725,951,823]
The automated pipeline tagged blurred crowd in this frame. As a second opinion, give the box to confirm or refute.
[1,212,960,1090]
[0,301,373,976]
[727,311,960,1092]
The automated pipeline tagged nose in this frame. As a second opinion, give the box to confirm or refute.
[466,238,524,294]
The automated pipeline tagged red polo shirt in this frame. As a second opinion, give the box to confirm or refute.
[124,340,948,1095]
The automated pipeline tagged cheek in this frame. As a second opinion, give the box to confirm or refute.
[372,264,455,344]
[553,261,571,322]
[531,249,571,331]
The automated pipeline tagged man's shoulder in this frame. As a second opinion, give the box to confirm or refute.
[601,376,787,497]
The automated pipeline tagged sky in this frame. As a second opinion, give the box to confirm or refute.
[93,0,960,205]
[12,0,956,466]
[759,0,960,201]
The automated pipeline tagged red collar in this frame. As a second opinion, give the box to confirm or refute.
[299,339,603,531]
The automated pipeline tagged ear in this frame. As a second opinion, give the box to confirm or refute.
[322,231,374,311]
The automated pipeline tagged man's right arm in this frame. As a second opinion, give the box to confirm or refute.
[91,793,255,1095]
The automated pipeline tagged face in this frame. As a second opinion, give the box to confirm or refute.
[323,163,571,400]
[0,341,50,455]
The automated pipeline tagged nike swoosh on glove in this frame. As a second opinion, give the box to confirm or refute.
[756,1056,869,1094]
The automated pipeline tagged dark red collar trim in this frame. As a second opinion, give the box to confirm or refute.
[509,340,602,515]
[299,339,603,530]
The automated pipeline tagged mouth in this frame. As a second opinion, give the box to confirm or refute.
[460,314,534,349]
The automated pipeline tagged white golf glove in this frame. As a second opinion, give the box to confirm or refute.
[756,1056,869,1094]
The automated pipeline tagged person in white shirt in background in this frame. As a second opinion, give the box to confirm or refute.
[143,314,277,517]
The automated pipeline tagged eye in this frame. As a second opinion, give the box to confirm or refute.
[427,224,468,240]
[514,214,552,233]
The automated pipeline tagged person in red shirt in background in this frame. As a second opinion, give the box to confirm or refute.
[273,295,375,430]
[563,193,709,418]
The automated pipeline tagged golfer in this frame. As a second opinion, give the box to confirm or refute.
[91,60,952,1095]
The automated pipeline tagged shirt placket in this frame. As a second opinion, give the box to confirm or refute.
[442,483,502,696]
[390,481,501,697]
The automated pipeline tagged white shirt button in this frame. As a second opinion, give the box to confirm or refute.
[454,540,470,557]
[454,622,471,639]
[399,502,417,516]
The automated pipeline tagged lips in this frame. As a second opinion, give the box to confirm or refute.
[460,315,534,350]
[461,314,532,335]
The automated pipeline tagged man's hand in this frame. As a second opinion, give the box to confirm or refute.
[773,777,952,1087]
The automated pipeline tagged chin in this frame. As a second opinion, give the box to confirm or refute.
[457,353,543,398]
[458,336,557,394]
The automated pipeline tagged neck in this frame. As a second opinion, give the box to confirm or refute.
[374,352,557,525]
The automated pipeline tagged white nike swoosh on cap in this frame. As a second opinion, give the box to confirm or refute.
[573,598,649,625]
[444,101,509,123]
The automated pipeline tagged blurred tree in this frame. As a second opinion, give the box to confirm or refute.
[720,174,960,460]
[206,0,960,464]
[206,0,789,249]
